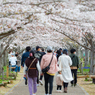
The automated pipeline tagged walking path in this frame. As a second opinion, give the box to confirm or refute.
[5,74,87,95]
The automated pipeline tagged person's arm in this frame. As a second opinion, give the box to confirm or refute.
[58,57,61,70]
[60,75,64,82]
[40,56,44,70]
[36,61,41,72]
[77,56,79,68]
[21,54,24,67]
[69,56,72,66]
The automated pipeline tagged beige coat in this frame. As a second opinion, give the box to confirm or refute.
[56,74,64,85]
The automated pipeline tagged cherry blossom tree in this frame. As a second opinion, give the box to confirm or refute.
[0,0,95,73]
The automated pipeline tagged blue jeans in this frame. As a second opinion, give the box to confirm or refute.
[9,65,18,72]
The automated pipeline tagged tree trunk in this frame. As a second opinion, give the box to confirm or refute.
[90,44,94,74]
[84,48,89,67]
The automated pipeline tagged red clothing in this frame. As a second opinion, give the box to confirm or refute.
[25,58,38,78]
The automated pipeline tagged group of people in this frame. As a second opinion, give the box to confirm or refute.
[21,46,79,95]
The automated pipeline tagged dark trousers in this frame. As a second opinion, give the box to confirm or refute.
[57,85,62,90]
[44,73,54,94]
[63,82,68,88]
[71,69,77,84]
[40,73,44,80]
[37,71,39,84]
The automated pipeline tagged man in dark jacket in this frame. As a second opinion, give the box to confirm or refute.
[34,46,43,86]
[70,49,79,87]
[21,46,31,85]
[21,46,31,67]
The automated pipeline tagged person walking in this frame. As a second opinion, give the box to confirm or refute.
[58,49,73,93]
[34,46,43,86]
[39,48,46,85]
[25,51,38,95]
[56,70,64,93]
[21,46,31,85]
[70,48,79,87]
[40,46,59,95]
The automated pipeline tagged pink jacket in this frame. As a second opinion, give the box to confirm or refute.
[40,53,59,74]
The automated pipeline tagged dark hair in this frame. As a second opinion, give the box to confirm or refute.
[59,48,62,51]
[29,50,35,59]
[26,46,31,52]
[70,49,76,54]
[57,50,61,55]
[47,50,52,53]
[41,48,44,52]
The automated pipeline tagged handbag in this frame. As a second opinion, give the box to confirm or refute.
[42,54,53,73]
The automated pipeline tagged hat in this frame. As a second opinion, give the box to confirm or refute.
[36,46,41,50]
[70,49,76,53]
[29,53,33,57]
[63,49,68,53]
[47,46,52,51]
[11,53,15,56]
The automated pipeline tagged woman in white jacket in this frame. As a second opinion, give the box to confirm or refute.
[58,49,73,93]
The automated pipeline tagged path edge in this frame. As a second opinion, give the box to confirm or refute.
[77,84,89,95]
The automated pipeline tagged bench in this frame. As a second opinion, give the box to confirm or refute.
[90,75,95,84]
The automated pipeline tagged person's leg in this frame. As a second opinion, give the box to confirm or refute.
[28,76,33,95]
[48,75,54,94]
[37,71,39,86]
[71,69,74,85]
[63,82,68,93]
[59,85,62,90]
[57,85,59,90]
[39,73,44,85]
[74,69,77,86]
[44,73,49,94]
[33,77,37,94]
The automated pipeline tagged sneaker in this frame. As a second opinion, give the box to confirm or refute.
[59,90,62,93]
[37,84,39,87]
[71,84,73,87]
[74,84,77,87]
[33,94,36,95]
[56,90,59,92]
[39,80,43,85]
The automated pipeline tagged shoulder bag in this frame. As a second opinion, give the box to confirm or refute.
[42,54,53,73]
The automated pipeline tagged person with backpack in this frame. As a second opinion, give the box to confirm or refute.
[70,49,79,87]
[40,46,59,95]
[34,46,43,86]
[25,50,38,95]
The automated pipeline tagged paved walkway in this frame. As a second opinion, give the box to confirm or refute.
[6,76,86,95]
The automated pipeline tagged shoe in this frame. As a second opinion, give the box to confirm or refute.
[33,94,36,95]
[39,80,43,85]
[74,84,76,87]
[71,84,73,87]
[56,90,59,92]
[59,90,62,93]
[37,84,39,87]
[64,91,67,93]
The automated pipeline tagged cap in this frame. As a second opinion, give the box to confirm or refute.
[47,46,52,51]
[63,49,68,52]
[36,46,41,50]
[11,53,15,56]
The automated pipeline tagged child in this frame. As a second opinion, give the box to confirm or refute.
[56,70,64,92]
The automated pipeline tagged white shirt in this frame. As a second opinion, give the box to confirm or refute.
[9,57,17,65]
